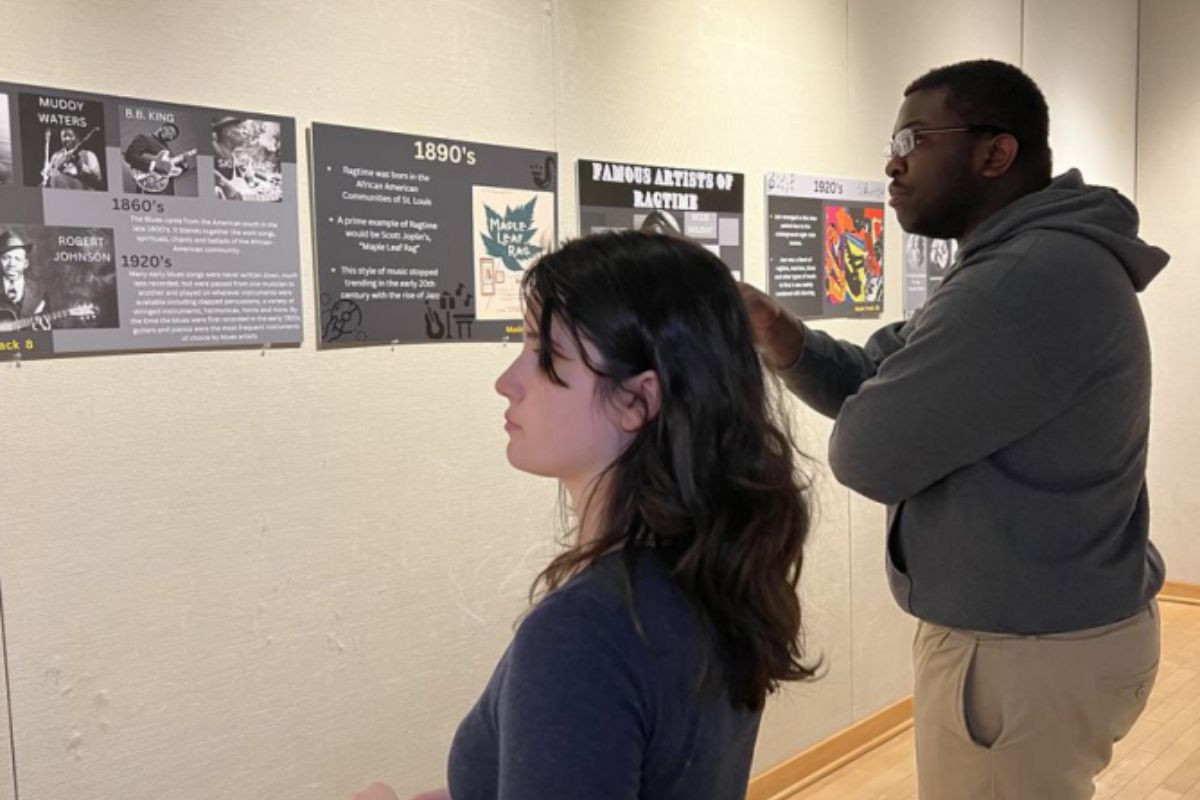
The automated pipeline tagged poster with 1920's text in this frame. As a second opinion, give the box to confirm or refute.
[0,79,300,361]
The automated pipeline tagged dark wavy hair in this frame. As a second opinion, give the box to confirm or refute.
[522,230,816,710]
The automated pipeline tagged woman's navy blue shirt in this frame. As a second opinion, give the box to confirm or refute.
[447,549,760,799]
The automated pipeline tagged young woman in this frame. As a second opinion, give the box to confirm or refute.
[354,230,815,800]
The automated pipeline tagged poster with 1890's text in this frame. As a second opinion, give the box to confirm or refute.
[310,123,557,347]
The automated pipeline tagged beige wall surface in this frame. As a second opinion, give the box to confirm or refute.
[1024,0,1139,197]
[1139,0,1200,583]
[0,619,12,800]
[0,0,1159,798]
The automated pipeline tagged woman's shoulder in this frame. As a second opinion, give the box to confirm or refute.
[496,554,679,721]
[515,550,699,671]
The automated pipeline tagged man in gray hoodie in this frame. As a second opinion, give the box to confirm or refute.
[743,60,1168,798]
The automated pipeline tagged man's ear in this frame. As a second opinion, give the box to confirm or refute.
[615,370,661,433]
[979,132,1020,178]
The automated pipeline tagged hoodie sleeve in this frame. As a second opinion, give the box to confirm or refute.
[779,320,910,419]
[827,232,1111,504]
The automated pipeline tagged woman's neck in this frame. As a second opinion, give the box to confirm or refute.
[567,473,610,546]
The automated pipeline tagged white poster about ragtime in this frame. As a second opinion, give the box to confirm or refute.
[471,186,555,322]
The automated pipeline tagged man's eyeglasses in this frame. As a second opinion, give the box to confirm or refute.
[884,125,1011,159]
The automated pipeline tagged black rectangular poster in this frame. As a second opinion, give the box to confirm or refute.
[765,172,886,319]
[0,80,301,361]
[577,159,744,278]
[310,123,558,346]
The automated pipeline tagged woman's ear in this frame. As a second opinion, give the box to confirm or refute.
[615,370,661,432]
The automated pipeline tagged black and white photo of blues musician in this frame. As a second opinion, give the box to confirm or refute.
[19,92,108,191]
[212,116,283,202]
[42,127,104,190]
[123,122,197,196]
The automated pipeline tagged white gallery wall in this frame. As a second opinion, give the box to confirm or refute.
[1138,0,1200,584]
[0,0,1171,797]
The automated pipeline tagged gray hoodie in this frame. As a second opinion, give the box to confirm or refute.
[784,170,1168,634]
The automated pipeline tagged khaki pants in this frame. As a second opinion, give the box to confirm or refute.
[913,601,1160,800]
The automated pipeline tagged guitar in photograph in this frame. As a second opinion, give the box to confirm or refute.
[131,148,197,193]
[216,155,283,202]
[41,127,103,190]
[0,302,98,332]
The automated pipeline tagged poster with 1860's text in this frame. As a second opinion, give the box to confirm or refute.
[0,79,301,361]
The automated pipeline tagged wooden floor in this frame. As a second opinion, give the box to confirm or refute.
[790,600,1200,800]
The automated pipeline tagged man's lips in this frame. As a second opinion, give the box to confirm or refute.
[888,184,909,206]
[504,414,520,432]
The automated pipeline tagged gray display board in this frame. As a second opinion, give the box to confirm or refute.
[577,159,744,278]
[310,123,557,346]
[765,172,886,319]
[0,80,301,361]
[902,232,958,319]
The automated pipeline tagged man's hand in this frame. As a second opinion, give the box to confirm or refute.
[215,175,243,201]
[737,282,806,371]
